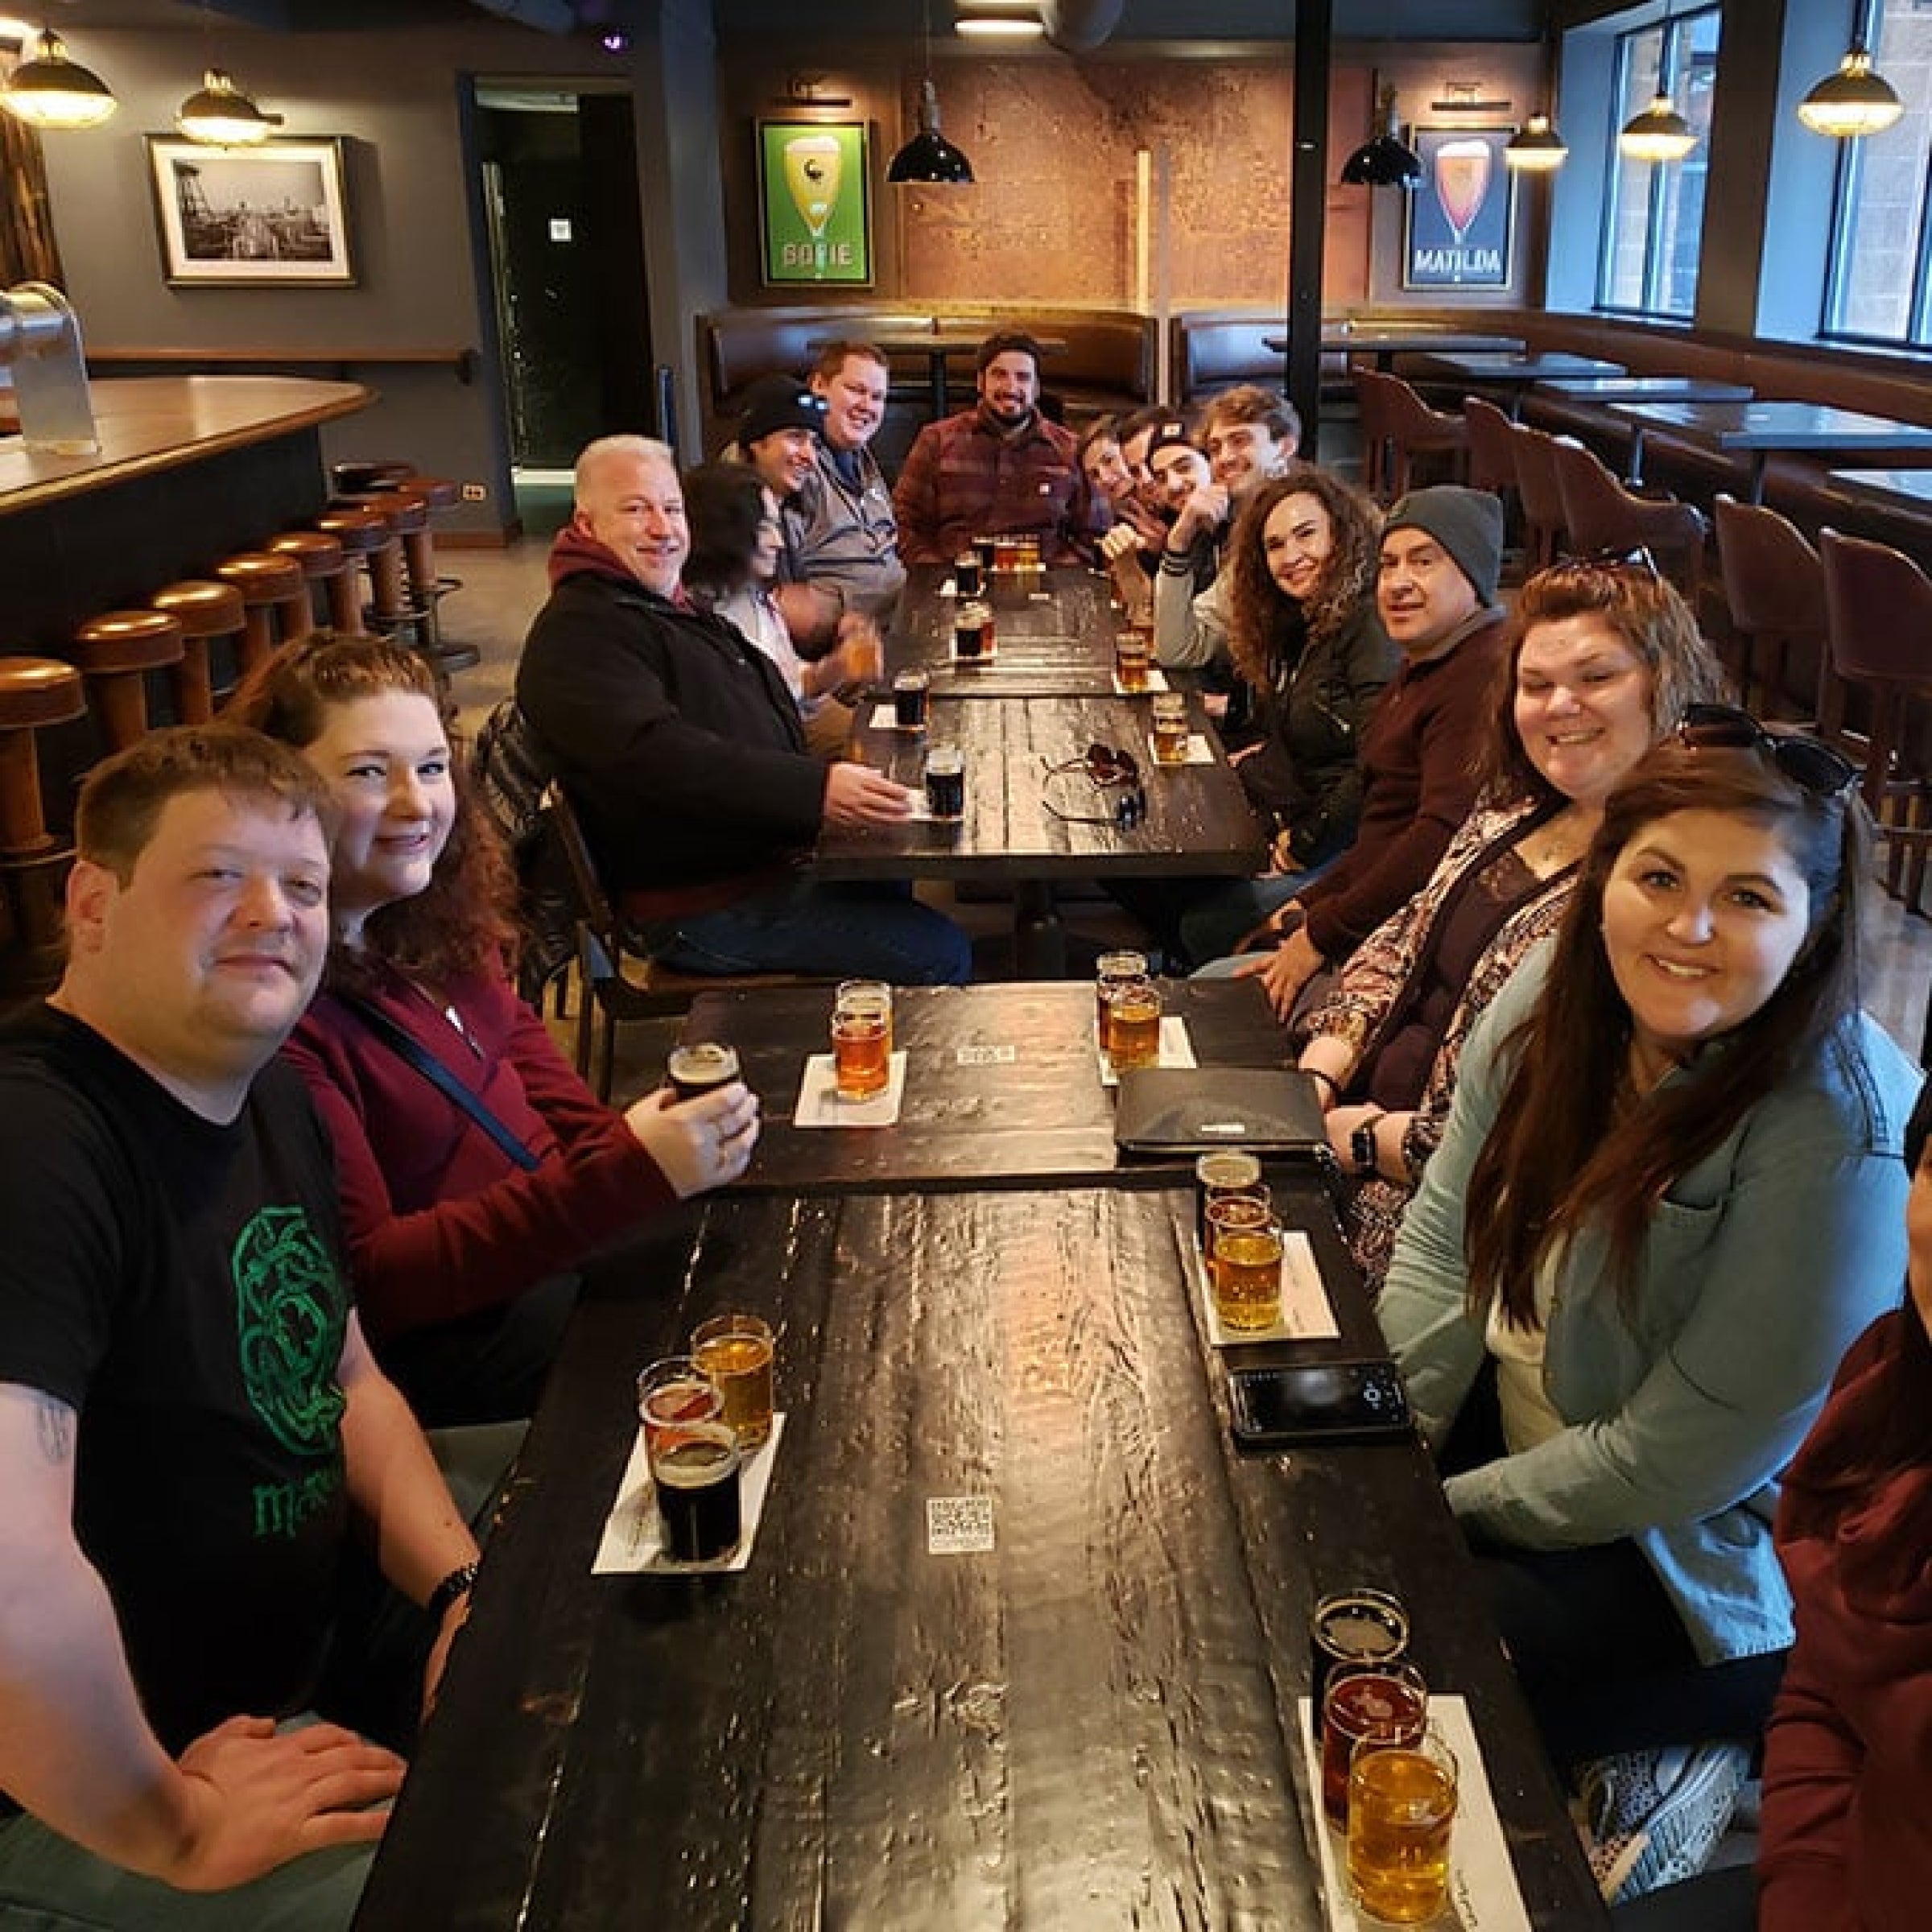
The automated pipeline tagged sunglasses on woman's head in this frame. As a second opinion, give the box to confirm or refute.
[1677,703,1858,799]
[1554,545,1661,582]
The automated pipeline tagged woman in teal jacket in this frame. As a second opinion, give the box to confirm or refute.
[1379,719,1919,1785]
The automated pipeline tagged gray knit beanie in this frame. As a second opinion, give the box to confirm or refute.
[1383,485,1505,605]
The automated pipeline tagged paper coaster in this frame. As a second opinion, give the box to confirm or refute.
[1142,731,1216,767]
[592,1414,786,1576]
[1190,1224,1339,1344]
[869,702,933,733]
[1111,668,1171,695]
[1296,1695,1532,1932]
[795,1049,908,1125]
[1097,1015,1195,1088]
[948,646,997,667]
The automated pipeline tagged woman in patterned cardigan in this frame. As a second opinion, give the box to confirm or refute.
[1296,558,1728,1290]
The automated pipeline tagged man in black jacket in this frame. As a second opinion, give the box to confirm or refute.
[516,435,969,984]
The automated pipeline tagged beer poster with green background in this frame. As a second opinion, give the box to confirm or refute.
[758,122,872,286]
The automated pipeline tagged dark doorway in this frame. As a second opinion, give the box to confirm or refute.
[473,84,654,528]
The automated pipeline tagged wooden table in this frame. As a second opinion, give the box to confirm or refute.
[1612,399,1932,504]
[1407,350,1629,418]
[355,1181,1606,1930]
[887,561,1125,696]
[1262,326,1527,372]
[816,691,1267,976]
[1828,467,1932,518]
[677,978,1288,1196]
[1530,374,1754,407]
[0,375,369,651]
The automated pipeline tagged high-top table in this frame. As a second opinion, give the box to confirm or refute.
[353,1179,1608,1930]
[1263,326,1528,371]
[1612,399,1932,504]
[1406,350,1629,418]
[815,690,1267,976]
[1827,467,1932,519]
[675,977,1289,1195]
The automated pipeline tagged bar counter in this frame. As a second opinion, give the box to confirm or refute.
[0,375,370,652]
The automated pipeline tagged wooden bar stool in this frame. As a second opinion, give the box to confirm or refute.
[331,459,415,494]
[1711,497,1828,723]
[264,530,348,641]
[0,655,86,968]
[215,553,307,677]
[151,580,245,720]
[326,492,418,637]
[72,609,185,751]
[391,474,464,625]
[311,508,390,634]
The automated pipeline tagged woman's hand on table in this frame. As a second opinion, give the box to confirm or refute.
[625,1082,762,1197]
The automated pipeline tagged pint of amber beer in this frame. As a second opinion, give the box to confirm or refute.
[1347,1728,1458,1924]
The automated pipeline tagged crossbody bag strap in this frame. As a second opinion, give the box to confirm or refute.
[336,993,541,1173]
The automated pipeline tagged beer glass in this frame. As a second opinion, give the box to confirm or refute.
[971,534,997,576]
[1203,1187,1271,1278]
[1094,949,1150,1047]
[691,1312,776,1451]
[954,550,984,599]
[666,1040,740,1102]
[1194,1150,1262,1249]
[1311,1587,1410,1712]
[954,600,993,659]
[1114,629,1151,694]
[1212,1217,1283,1333]
[1104,976,1162,1071]
[636,1355,724,1455]
[1015,532,1042,575]
[1150,692,1189,766]
[1321,1661,1429,1830]
[924,745,966,821]
[648,1417,743,1564]
[835,980,894,1054]
[830,1002,890,1100]
[993,533,1020,573]
[891,669,930,732]
[1347,1727,1459,1923]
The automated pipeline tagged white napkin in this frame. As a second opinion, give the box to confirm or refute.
[1111,667,1170,695]
[1190,1224,1339,1344]
[1296,1694,1533,1932]
[794,1049,908,1126]
[592,1414,786,1576]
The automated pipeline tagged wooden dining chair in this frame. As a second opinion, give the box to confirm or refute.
[1548,437,1706,606]
[1352,369,1465,500]
[1711,496,1829,724]
[1508,422,1569,575]
[1819,527,1932,908]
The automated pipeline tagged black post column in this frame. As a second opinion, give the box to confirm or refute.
[1286,0,1332,456]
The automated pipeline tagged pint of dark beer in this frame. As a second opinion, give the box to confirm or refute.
[924,745,966,821]
[650,1419,743,1564]
[667,1040,741,1102]
[892,670,931,731]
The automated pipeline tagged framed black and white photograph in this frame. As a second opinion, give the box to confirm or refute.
[145,135,355,287]
[1402,127,1517,291]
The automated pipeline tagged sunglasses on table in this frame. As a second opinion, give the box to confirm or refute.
[1677,702,1858,799]
[1042,741,1147,829]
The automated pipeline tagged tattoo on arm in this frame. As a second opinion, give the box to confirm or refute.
[32,1393,74,1465]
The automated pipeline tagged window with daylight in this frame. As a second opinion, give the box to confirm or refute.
[1823,0,1932,345]
[1597,6,1722,318]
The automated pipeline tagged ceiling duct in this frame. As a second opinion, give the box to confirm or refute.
[1040,0,1124,55]
[468,0,579,31]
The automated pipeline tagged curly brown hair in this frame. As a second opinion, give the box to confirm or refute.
[1224,467,1382,689]
[223,632,520,993]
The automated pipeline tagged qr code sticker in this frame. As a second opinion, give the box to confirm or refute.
[955,1044,1018,1066]
[926,1495,996,1555]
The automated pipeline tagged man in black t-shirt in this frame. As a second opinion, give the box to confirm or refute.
[0,728,481,1929]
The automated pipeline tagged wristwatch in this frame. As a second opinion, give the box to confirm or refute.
[427,1561,479,1621]
[1350,1110,1385,1179]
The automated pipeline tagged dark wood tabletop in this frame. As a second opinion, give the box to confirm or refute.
[355,1181,1607,1930]
[1828,466,1932,513]
[675,977,1290,1195]
[1410,349,1628,386]
[1530,374,1754,405]
[886,562,1127,696]
[1614,398,1932,502]
[1262,326,1526,370]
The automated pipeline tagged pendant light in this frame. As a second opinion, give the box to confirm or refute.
[1798,42,1904,138]
[1619,93,1697,163]
[1340,83,1422,188]
[1505,111,1568,173]
[177,68,283,147]
[1,27,116,130]
[887,1,973,184]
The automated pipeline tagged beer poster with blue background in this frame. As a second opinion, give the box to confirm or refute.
[1402,128,1516,291]
[758,122,872,287]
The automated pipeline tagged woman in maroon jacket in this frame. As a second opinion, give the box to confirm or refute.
[228,633,759,1426]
